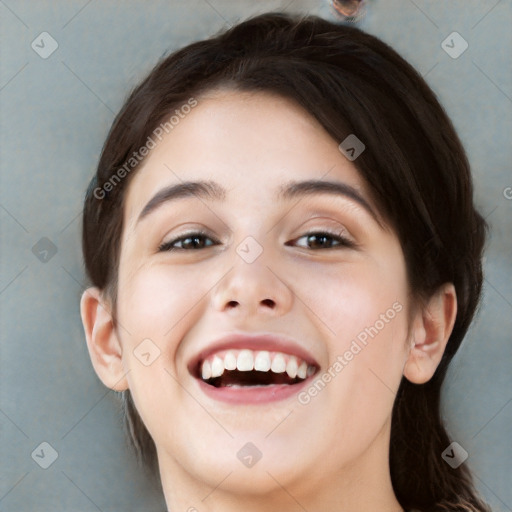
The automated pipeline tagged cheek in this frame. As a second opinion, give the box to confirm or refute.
[296,250,409,435]
[115,264,206,405]
[115,265,211,440]
[116,263,209,344]
[307,263,408,407]
[299,252,409,345]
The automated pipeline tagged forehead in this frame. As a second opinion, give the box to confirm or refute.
[123,90,369,223]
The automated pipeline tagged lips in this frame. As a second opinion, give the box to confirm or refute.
[188,332,320,404]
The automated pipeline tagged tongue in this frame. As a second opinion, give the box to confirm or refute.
[209,370,299,388]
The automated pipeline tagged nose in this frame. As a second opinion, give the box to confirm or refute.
[211,249,294,318]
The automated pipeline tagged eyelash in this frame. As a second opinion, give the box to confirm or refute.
[158,230,355,252]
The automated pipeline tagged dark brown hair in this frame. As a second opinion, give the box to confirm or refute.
[82,13,490,511]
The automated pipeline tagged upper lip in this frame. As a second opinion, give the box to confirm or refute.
[187,332,320,377]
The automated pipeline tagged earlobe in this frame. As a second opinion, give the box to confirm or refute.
[80,287,129,391]
[403,283,457,384]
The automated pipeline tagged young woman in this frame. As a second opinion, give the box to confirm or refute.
[80,13,491,512]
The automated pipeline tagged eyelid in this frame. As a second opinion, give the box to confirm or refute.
[158,228,356,253]
[291,215,356,243]
[290,229,357,249]
[158,229,219,252]
[157,217,358,253]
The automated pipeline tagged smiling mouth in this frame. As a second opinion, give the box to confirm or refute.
[196,349,317,388]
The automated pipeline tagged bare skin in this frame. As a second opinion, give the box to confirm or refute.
[81,90,456,512]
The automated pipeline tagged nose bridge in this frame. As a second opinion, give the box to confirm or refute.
[211,234,293,316]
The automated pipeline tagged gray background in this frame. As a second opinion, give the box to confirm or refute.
[0,1,511,511]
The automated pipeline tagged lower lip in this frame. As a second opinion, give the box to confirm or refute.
[195,377,311,404]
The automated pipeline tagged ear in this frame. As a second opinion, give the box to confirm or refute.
[403,283,457,384]
[80,287,129,391]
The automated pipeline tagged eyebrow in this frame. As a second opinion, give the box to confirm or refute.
[136,179,380,224]
[137,181,226,222]
[277,179,380,223]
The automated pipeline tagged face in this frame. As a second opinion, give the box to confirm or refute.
[114,91,413,500]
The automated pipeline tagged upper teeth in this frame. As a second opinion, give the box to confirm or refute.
[200,349,314,381]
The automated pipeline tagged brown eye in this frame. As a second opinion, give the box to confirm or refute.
[159,232,218,252]
[289,231,355,250]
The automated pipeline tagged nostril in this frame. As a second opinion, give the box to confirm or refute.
[261,298,275,308]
